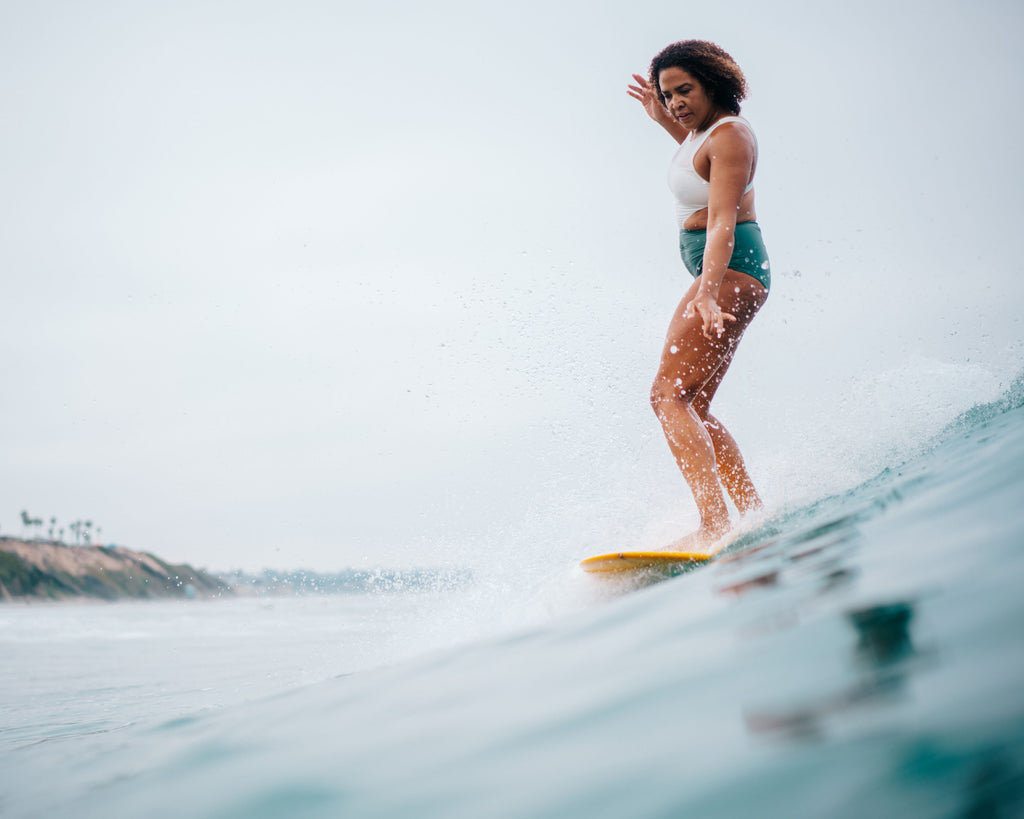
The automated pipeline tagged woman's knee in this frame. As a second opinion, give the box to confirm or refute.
[650,377,673,413]
[651,377,716,423]
[650,376,698,412]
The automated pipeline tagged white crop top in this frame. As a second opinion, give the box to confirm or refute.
[667,116,756,227]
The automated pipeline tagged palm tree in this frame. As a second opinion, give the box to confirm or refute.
[48,517,57,541]
[21,512,44,540]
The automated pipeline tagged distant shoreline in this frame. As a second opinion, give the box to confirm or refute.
[0,537,230,602]
[0,537,474,602]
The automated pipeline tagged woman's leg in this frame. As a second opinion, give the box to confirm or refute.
[692,349,763,514]
[650,269,767,539]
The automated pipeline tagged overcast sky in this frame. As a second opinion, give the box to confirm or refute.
[3,0,1022,571]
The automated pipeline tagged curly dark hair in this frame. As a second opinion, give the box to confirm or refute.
[649,40,748,115]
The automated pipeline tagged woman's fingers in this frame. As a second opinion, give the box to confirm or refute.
[687,298,737,339]
[704,310,737,339]
[703,310,735,335]
[628,74,656,103]
[627,84,651,101]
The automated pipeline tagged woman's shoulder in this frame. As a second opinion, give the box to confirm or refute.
[706,116,757,149]
[708,115,755,136]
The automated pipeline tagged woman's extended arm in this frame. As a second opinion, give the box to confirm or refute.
[627,73,688,144]
[685,122,758,337]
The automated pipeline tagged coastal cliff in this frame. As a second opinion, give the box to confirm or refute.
[0,537,230,601]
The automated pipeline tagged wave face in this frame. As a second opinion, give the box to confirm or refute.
[4,376,1024,818]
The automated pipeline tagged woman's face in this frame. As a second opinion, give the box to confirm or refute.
[658,67,719,131]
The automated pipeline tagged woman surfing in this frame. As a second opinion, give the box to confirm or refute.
[628,40,770,549]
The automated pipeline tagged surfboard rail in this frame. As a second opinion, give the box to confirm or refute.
[579,544,727,574]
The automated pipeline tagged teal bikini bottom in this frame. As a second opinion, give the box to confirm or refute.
[679,221,771,290]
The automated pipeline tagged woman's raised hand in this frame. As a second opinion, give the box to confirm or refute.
[628,73,687,143]
[627,73,670,123]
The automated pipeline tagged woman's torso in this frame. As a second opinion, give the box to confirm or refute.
[668,115,758,231]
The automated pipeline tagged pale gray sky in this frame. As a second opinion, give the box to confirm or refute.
[3,0,1022,571]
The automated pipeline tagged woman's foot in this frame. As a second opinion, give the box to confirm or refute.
[662,520,731,552]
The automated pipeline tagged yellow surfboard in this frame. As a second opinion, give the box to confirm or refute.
[580,540,730,574]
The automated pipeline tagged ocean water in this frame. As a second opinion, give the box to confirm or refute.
[3,375,1024,818]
